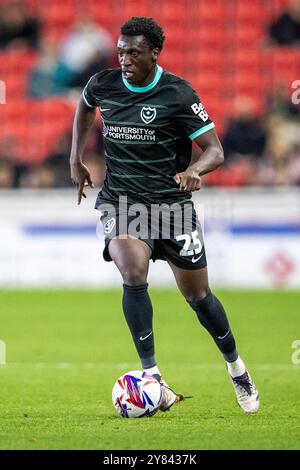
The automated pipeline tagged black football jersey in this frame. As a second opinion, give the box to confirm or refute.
[83,65,215,207]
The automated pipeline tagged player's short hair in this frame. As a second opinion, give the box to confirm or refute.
[120,17,165,51]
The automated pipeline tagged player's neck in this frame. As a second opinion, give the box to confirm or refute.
[133,64,157,87]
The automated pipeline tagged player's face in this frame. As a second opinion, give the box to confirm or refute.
[117,35,159,86]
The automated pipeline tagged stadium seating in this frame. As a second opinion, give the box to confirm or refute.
[0,0,300,163]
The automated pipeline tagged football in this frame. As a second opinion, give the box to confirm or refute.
[112,370,162,418]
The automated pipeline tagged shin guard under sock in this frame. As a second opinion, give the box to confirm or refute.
[189,292,238,362]
[122,283,156,368]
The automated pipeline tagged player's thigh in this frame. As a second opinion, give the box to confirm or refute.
[168,260,210,302]
[108,236,152,284]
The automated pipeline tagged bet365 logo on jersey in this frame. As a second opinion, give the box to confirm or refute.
[191,102,208,122]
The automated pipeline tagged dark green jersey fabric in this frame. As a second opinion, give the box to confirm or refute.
[83,65,215,207]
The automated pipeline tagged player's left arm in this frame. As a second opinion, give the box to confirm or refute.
[174,128,224,192]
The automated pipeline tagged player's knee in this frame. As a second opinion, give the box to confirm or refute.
[184,287,211,303]
[121,265,148,286]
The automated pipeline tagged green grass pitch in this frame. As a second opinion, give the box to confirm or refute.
[0,289,299,450]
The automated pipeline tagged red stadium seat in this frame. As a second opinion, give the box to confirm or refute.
[230,24,265,47]
[0,97,74,163]
[160,52,185,72]
[230,49,266,73]
[235,0,271,24]
[90,5,114,25]
[269,0,291,20]
[163,27,186,49]
[268,49,300,88]
[194,73,224,98]
[188,27,227,48]
[203,96,226,121]
[121,1,150,21]
[37,1,75,27]
[226,71,269,97]
[0,51,37,75]
[192,0,229,25]
[269,49,300,70]
[186,49,225,73]
[5,75,28,98]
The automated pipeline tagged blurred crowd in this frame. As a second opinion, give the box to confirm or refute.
[204,87,300,187]
[0,0,300,189]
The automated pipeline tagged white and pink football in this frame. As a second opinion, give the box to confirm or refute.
[112,370,162,418]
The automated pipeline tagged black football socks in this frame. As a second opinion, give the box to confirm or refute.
[122,283,156,369]
[122,286,238,367]
[189,292,238,362]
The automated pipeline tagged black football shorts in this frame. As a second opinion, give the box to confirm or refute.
[98,200,207,270]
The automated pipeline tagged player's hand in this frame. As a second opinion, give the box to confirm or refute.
[173,169,202,192]
[70,161,94,205]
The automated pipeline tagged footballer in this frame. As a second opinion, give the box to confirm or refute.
[70,17,259,413]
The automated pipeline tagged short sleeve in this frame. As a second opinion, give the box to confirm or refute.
[175,82,215,140]
[82,75,98,108]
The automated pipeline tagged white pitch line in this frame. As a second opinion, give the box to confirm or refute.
[1,363,299,371]
[0,340,6,365]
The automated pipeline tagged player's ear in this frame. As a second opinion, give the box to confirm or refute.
[152,48,160,61]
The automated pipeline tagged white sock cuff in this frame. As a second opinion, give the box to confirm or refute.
[226,356,246,378]
[143,365,161,376]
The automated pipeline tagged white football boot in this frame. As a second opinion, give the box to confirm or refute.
[153,375,183,412]
[228,368,260,413]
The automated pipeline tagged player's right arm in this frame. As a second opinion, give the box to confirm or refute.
[70,95,96,205]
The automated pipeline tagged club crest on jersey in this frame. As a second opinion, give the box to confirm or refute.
[140,107,156,124]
